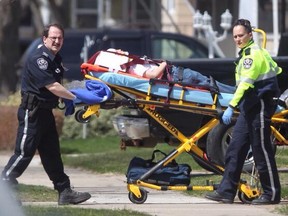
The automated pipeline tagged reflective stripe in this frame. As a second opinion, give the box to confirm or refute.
[236,67,279,86]
[259,99,277,200]
[236,77,253,85]
[5,109,29,177]
[255,67,279,81]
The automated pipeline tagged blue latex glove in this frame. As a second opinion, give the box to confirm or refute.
[73,97,82,105]
[63,97,81,116]
[222,107,234,125]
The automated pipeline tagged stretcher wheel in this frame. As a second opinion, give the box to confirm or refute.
[238,191,255,204]
[75,109,91,123]
[128,188,148,204]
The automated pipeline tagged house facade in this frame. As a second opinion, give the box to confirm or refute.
[20,0,287,57]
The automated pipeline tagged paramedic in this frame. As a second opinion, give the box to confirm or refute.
[205,19,281,204]
[1,23,91,205]
[108,48,235,93]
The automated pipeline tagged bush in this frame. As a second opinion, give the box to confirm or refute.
[60,107,121,139]
[0,106,18,150]
[0,92,64,150]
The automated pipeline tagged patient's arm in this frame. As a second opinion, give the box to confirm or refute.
[144,61,167,78]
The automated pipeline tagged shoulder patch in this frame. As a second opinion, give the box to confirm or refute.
[243,58,253,69]
[37,58,48,70]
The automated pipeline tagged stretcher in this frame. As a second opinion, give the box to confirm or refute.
[69,50,266,204]
[71,29,288,203]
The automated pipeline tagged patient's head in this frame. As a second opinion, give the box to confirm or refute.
[107,48,129,55]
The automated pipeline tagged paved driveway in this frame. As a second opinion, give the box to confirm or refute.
[0,154,283,216]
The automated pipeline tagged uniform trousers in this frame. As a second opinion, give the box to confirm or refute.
[2,106,70,192]
[217,97,281,201]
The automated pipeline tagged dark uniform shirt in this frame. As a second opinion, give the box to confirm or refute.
[21,44,64,105]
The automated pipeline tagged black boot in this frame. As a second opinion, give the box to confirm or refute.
[252,195,280,205]
[205,191,234,204]
[58,188,91,205]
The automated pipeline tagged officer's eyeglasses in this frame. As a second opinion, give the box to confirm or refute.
[48,36,63,42]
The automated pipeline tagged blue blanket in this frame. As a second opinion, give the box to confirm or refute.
[88,72,233,107]
[64,80,112,116]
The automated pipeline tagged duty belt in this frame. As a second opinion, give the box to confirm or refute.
[21,92,57,117]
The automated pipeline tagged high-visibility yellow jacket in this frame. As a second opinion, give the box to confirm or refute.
[229,40,282,109]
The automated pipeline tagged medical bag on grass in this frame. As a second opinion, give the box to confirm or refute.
[126,150,191,186]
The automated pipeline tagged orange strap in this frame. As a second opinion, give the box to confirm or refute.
[81,63,109,72]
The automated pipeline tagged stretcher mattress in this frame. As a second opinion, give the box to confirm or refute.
[88,71,233,107]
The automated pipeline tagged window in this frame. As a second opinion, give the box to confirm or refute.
[152,38,207,59]
[77,0,97,8]
[71,0,98,28]
[166,0,175,13]
[103,38,145,57]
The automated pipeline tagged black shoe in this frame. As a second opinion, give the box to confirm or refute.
[205,191,234,204]
[252,195,280,205]
[58,188,91,205]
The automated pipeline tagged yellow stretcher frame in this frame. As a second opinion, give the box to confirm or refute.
[76,73,263,204]
[75,28,287,204]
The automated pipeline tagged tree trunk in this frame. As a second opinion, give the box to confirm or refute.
[0,0,21,94]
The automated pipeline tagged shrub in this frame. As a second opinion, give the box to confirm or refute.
[60,107,121,139]
[0,106,18,150]
[0,92,64,150]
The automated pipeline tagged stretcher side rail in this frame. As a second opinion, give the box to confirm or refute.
[83,74,237,119]
[81,62,232,113]
[148,76,220,94]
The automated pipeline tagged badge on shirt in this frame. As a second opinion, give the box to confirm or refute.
[243,58,253,69]
[37,58,48,70]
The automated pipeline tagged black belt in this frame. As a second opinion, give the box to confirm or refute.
[21,92,58,118]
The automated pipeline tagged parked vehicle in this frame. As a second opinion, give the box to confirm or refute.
[17,28,215,81]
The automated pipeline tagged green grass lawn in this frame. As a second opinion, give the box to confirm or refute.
[17,136,288,215]
[60,137,288,210]
[60,136,203,174]
[15,184,149,216]
[23,205,150,216]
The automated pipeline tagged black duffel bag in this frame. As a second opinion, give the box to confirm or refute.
[126,150,191,186]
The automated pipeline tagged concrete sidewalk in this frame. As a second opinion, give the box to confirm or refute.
[0,153,283,216]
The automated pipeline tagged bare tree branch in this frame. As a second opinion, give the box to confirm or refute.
[30,0,44,35]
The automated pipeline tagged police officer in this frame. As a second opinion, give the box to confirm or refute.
[1,23,91,205]
[205,19,282,204]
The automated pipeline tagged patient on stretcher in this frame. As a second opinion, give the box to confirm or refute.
[99,48,235,93]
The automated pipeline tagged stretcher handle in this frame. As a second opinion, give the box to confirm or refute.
[252,28,266,48]
[81,63,128,74]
